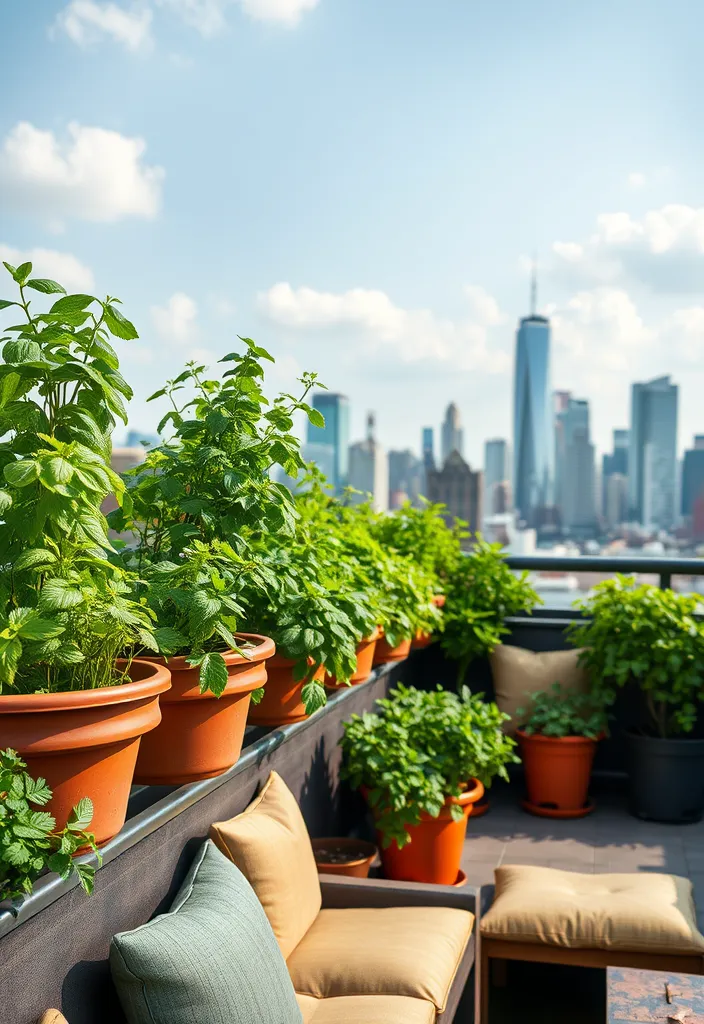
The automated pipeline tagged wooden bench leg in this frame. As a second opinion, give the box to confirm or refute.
[491,958,507,988]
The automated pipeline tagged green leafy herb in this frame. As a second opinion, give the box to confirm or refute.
[518,683,609,739]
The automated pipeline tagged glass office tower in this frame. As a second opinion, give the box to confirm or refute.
[306,392,350,493]
[629,376,678,528]
[513,314,555,525]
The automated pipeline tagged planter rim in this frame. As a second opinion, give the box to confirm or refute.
[363,627,381,643]
[143,633,275,673]
[361,776,485,814]
[0,658,171,713]
[311,837,377,868]
[517,729,601,746]
[625,730,704,750]
[266,652,318,670]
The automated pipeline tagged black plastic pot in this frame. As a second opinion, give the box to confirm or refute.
[626,731,704,824]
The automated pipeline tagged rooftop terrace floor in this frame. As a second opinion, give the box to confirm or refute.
[462,776,704,1022]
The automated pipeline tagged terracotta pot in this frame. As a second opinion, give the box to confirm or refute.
[372,778,485,885]
[373,635,412,665]
[432,594,446,608]
[248,655,325,727]
[0,659,171,845]
[326,629,380,689]
[311,837,377,878]
[518,729,598,818]
[134,634,275,785]
[411,630,433,650]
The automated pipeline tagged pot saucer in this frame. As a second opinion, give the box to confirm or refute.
[521,798,596,819]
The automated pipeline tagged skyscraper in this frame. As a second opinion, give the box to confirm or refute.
[681,436,704,521]
[512,275,554,526]
[440,403,463,465]
[422,427,435,471]
[555,396,596,532]
[484,439,510,514]
[388,449,423,508]
[426,451,482,533]
[306,392,350,493]
[602,429,629,515]
[628,376,679,528]
[347,413,389,512]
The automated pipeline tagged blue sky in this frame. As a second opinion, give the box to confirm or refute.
[1,0,703,465]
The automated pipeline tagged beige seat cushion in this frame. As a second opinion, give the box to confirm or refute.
[490,644,589,732]
[481,865,704,954]
[296,994,435,1024]
[288,906,473,1012]
[38,1015,68,1024]
[210,771,321,958]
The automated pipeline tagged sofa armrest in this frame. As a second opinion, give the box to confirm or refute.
[319,873,479,915]
[478,884,495,919]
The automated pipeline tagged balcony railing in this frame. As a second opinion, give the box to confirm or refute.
[505,554,704,593]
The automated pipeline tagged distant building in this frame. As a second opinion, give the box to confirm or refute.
[422,427,435,471]
[484,439,510,515]
[347,413,388,512]
[513,274,555,526]
[605,472,628,529]
[426,451,482,533]
[125,429,159,449]
[440,403,463,464]
[602,429,629,516]
[307,392,350,493]
[681,436,704,523]
[493,480,511,515]
[104,447,145,517]
[555,396,596,532]
[388,449,423,508]
[302,441,336,484]
[628,375,678,528]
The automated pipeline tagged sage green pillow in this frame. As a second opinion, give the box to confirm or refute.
[110,840,303,1024]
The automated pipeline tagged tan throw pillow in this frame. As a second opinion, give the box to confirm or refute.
[481,865,704,954]
[489,644,589,733]
[210,771,321,959]
[38,1014,69,1024]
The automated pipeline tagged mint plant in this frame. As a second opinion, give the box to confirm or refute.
[341,684,514,847]
[0,263,156,693]
[0,748,100,904]
[441,537,541,685]
[568,576,704,737]
[371,499,466,594]
[518,683,609,739]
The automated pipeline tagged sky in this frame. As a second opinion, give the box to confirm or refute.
[1,0,703,467]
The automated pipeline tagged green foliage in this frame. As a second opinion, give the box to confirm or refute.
[568,576,704,738]
[0,265,154,694]
[110,343,323,694]
[518,683,609,739]
[457,690,521,787]
[370,500,466,591]
[441,537,541,685]
[0,748,100,904]
[340,684,517,848]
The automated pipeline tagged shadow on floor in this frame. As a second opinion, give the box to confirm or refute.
[489,961,605,1024]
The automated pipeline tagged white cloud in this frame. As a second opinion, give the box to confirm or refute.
[239,0,319,24]
[151,292,199,344]
[550,204,704,294]
[258,281,510,373]
[0,243,95,293]
[551,287,654,372]
[0,121,164,224]
[156,0,318,33]
[628,171,646,189]
[55,1,153,51]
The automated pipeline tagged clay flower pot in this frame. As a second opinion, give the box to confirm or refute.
[411,595,445,649]
[134,634,275,785]
[373,634,412,665]
[370,778,485,885]
[0,659,171,845]
[311,837,377,878]
[518,729,599,819]
[326,629,380,689]
[248,655,325,727]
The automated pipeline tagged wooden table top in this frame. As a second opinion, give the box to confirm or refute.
[608,967,704,1024]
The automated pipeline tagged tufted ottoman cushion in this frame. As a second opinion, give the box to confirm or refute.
[481,865,704,954]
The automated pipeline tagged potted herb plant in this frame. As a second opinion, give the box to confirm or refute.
[568,576,704,823]
[0,749,100,905]
[456,690,520,816]
[516,683,608,818]
[110,348,322,782]
[310,837,377,879]
[0,265,170,844]
[441,537,541,685]
[341,684,486,885]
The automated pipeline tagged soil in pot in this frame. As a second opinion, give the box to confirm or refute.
[373,778,485,885]
[626,731,704,824]
[373,635,412,666]
[134,634,275,785]
[248,656,325,727]
[311,837,377,878]
[0,659,171,845]
[326,629,380,689]
[518,730,598,819]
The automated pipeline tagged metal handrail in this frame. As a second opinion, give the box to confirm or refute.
[505,555,704,591]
